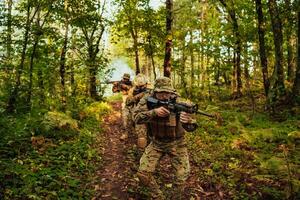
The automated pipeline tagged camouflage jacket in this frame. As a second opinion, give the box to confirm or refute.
[133,92,198,138]
[126,87,151,107]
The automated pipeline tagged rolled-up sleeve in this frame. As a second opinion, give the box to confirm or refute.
[133,95,157,124]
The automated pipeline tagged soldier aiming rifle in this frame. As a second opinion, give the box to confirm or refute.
[120,74,150,150]
[133,77,200,199]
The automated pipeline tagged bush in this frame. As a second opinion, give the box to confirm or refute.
[40,111,79,139]
[81,102,111,121]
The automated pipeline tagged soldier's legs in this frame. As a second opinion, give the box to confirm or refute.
[137,142,164,199]
[120,106,134,140]
[121,95,128,127]
[170,141,190,199]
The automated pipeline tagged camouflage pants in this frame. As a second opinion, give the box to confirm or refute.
[121,95,129,128]
[137,138,190,198]
[135,123,147,138]
[123,106,133,133]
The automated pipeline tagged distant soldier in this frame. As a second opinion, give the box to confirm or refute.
[133,77,198,199]
[120,74,149,148]
[112,73,133,132]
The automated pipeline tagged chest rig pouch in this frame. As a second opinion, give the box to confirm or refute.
[150,112,178,139]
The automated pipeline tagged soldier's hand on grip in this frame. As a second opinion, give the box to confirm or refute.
[154,106,170,117]
[134,92,145,101]
[180,112,193,123]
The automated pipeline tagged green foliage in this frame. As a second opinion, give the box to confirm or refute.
[106,93,123,102]
[187,100,300,199]
[43,111,79,131]
[82,102,112,121]
[0,100,108,199]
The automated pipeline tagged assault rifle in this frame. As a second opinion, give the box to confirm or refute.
[147,96,221,121]
[100,80,121,92]
[100,80,120,85]
[133,87,149,96]
[100,80,132,93]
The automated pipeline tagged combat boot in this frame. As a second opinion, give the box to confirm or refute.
[137,171,165,200]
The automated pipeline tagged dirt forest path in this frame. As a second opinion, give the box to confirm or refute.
[92,101,139,199]
[92,101,222,200]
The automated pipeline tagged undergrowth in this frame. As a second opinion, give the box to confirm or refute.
[0,102,112,199]
[186,95,300,200]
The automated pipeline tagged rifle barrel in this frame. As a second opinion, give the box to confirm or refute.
[196,110,215,118]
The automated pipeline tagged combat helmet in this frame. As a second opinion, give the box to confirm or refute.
[153,77,177,94]
[123,73,131,80]
[134,73,148,87]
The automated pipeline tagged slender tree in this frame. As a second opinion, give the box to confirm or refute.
[292,9,300,101]
[59,0,70,110]
[27,7,51,108]
[219,0,242,98]
[163,0,173,77]
[255,0,270,97]
[118,0,141,74]
[70,0,107,100]
[284,0,296,82]
[4,0,13,79]
[7,1,40,112]
[267,0,286,110]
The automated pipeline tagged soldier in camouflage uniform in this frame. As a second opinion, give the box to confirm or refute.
[120,74,149,148]
[133,77,198,199]
[112,73,133,137]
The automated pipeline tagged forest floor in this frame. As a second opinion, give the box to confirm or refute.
[1,95,298,199]
[92,101,222,200]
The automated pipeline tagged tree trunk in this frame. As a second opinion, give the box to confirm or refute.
[163,0,173,78]
[180,45,188,96]
[255,0,270,97]
[131,28,140,74]
[27,9,50,109]
[4,0,13,79]
[244,45,256,113]
[37,68,45,106]
[190,31,195,94]
[219,0,242,98]
[127,22,140,75]
[60,3,69,111]
[70,62,75,96]
[88,60,98,99]
[292,10,300,101]
[232,51,236,95]
[198,3,205,87]
[206,54,211,100]
[267,0,286,109]
[27,37,39,107]
[285,0,295,82]
[7,4,39,112]
[200,45,205,89]
[148,35,156,79]
[233,23,242,98]
[82,24,104,100]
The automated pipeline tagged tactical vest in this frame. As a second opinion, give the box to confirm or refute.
[149,112,185,140]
